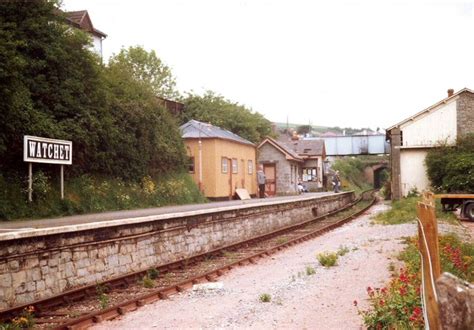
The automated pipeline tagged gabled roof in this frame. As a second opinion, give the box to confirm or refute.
[180,120,255,146]
[65,10,107,38]
[386,88,474,132]
[258,137,303,162]
[282,139,326,157]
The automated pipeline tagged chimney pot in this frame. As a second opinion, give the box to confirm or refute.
[447,89,454,97]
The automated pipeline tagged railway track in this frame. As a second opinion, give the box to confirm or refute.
[0,190,376,329]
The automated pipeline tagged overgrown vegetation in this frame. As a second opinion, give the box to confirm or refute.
[180,91,273,144]
[317,252,338,267]
[358,234,474,329]
[373,196,457,225]
[305,265,316,275]
[425,134,474,193]
[259,293,271,303]
[0,172,205,220]
[331,156,388,193]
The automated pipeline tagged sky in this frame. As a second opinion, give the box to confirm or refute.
[63,0,474,130]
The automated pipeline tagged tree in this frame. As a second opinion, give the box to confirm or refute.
[107,46,178,99]
[296,125,312,135]
[0,0,107,174]
[181,91,273,143]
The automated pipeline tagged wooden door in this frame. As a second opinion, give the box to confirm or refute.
[264,164,276,196]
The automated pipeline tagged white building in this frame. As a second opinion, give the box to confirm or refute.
[65,10,107,59]
[386,88,474,199]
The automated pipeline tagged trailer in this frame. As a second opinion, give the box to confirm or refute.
[435,194,474,221]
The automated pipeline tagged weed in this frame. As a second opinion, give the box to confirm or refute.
[317,252,338,267]
[96,284,109,309]
[147,268,159,280]
[305,266,316,275]
[352,247,359,252]
[388,262,395,272]
[222,250,236,259]
[275,237,288,245]
[259,293,271,303]
[337,245,350,256]
[142,275,155,288]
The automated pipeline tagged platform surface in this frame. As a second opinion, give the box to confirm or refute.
[0,192,335,233]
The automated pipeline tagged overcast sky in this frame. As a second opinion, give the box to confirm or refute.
[63,0,474,130]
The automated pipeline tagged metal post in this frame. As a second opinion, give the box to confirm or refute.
[60,165,64,200]
[28,162,32,202]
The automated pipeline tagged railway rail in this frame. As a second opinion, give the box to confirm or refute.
[0,190,376,329]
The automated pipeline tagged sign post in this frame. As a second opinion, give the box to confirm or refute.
[23,135,73,201]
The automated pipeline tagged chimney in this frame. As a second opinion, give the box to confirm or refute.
[447,89,454,97]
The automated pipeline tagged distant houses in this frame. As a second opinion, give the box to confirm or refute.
[180,120,257,199]
[64,10,107,58]
[386,88,474,199]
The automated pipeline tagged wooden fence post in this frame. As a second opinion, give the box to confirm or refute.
[416,201,441,329]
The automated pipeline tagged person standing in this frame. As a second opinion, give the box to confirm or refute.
[333,170,341,193]
[257,165,266,198]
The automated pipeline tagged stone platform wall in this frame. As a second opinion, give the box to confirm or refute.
[0,193,354,309]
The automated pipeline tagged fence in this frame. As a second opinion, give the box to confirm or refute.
[417,191,440,329]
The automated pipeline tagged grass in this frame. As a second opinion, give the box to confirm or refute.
[142,275,155,288]
[259,293,271,303]
[373,197,458,225]
[0,171,206,221]
[275,237,289,245]
[305,265,316,275]
[337,245,350,256]
[317,252,338,267]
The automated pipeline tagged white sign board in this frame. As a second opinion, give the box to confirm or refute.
[23,135,72,165]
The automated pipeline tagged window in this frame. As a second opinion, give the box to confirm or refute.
[221,157,228,173]
[188,156,195,173]
[248,160,253,174]
[232,158,238,174]
[302,167,318,182]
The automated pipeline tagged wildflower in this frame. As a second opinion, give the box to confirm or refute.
[353,300,358,307]
[379,299,385,306]
[399,286,407,296]
[380,287,387,294]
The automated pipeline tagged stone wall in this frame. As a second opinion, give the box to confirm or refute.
[258,143,299,194]
[457,92,474,137]
[0,193,354,309]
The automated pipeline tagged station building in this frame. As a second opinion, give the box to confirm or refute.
[257,136,326,195]
[181,120,257,199]
[386,88,474,199]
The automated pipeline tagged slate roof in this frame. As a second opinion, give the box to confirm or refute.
[180,120,255,146]
[282,139,325,157]
[258,137,302,161]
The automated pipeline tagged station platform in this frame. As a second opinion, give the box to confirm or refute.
[0,192,333,233]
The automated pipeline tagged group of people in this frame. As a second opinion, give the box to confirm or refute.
[256,165,342,198]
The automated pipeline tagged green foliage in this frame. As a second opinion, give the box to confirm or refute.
[96,284,109,310]
[259,293,271,303]
[331,156,385,193]
[374,196,457,225]
[108,46,178,99]
[425,134,474,193]
[181,91,273,143]
[296,125,312,135]
[317,252,338,267]
[0,172,206,220]
[305,265,316,275]
[147,268,159,280]
[360,233,474,329]
[337,245,350,256]
[142,275,155,288]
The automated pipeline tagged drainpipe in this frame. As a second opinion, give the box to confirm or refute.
[198,123,203,192]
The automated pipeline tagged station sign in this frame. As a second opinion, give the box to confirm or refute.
[23,135,72,165]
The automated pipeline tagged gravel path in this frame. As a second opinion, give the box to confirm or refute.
[92,202,467,330]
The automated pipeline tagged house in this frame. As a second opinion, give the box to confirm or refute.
[64,10,107,58]
[386,88,474,199]
[180,120,257,199]
[257,137,326,195]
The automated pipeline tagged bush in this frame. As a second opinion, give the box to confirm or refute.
[0,172,206,220]
[425,134,474,193]
[317,252,338,267]
[259,293,271,302]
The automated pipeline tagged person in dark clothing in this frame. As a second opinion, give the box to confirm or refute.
[257,165,266,198]
[333,170,341,193]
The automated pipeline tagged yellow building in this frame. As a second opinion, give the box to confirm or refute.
[181,120,257,199]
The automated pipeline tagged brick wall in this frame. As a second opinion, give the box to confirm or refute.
[0,193,354,309]
[457,92,474,137]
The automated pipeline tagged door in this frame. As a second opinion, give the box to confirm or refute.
[264,164,276,196]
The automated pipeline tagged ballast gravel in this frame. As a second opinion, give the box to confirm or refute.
[92,201,468,330]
